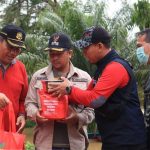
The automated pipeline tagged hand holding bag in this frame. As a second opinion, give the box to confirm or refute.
[0,102,25,150]
[38,81,68,119]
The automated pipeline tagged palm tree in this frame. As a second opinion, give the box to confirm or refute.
[131,0,150,30]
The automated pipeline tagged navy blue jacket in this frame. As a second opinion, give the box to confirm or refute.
[94,50,146,146]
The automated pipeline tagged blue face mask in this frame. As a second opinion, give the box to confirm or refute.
[136,47,149,64]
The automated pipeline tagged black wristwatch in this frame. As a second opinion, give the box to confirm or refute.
[65,86,72,95]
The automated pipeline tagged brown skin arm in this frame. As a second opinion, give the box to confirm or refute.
[16,115,26,133]
[0,93,10,109]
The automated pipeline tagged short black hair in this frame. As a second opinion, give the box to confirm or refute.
[92,27,111,48]
[137,28,150,43]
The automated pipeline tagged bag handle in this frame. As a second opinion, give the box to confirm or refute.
[0,102,16,132]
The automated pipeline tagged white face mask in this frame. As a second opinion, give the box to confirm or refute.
[136,47,149,64]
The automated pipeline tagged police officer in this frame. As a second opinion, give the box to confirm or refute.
[0,24,28,133]
[25,32,94,150]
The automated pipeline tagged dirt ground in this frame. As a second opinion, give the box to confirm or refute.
[88,139,102,150]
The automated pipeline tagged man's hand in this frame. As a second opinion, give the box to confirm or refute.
[16,115,26,133]
[48,77,72,97]
[0,93,10,109]
[57,106,79,124]
[36,111,48,123]
[65,106,78,123]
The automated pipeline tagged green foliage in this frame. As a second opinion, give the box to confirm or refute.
[131,0,150,30]
[2,1,20,25]
[72,48,96,76]
[58,0,85,40]
[30,0,43,5]
[25,120,36,128]
[17,52,48,80]
[88,120,97,134]
[64,7,85,40]
[25,34,48,53]
[93,2,107,27]
[37,7,65,34]
[25,141,35,150]
[107,1,133,52]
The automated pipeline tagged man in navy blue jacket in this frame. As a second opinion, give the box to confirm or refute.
[49,26,147,150]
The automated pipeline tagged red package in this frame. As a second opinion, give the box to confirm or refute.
[38,81,68,119]
[0,103,25,150]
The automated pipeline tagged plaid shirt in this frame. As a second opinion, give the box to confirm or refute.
[144,92,150,127]
[143,74,150,127]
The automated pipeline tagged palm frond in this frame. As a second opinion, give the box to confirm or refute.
[17,52,48,80]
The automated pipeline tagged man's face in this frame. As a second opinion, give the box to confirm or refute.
[136,33,150,64]
[0,40,21,65]
[49,50,72,71]
[83,43,103,64]
[136,34,146,47]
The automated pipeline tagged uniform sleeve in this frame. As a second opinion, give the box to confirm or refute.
[69,72,95,129]
[70,62,129,108]
[25,75,39,120]
[77,107,95,129]
[19,66,28,115]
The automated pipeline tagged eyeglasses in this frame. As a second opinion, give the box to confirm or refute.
[6,42,21,54]
[49,51,66,57]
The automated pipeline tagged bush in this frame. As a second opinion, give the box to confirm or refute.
[25,120,36,128]
[25,142,34,150]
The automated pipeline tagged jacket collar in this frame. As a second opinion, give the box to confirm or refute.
[94,49,120,80]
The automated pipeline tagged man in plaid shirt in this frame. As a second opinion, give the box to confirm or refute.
[136,28,150,149]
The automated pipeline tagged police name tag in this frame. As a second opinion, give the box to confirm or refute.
[36,76,48,80]
[71,78,88,90]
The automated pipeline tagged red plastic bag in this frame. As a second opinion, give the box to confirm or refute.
[0,103,25,150]
[38,81,68,119]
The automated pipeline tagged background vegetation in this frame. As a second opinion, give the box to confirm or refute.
[0,0,150,149]
[0,0,150,83]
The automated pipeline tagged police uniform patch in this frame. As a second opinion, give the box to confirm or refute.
[71,78,88,90]
[72,78,88,82]
[36,76,48,80]
[51,35,60,46]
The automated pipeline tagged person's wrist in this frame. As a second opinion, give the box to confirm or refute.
[18,113,25,117]
[65,86,72,95]
[18,115,25,121]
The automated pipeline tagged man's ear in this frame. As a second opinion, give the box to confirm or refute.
[97,42,103,49]
[136,34,147,47]
[144,43,150,55]
[69,50,73,58]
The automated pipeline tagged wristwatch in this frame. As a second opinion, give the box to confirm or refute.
[65,86,72,95]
